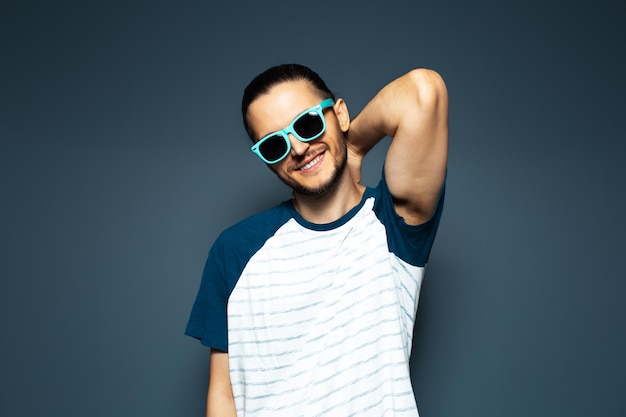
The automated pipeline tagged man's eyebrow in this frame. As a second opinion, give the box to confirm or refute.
[257,127,279,141]
[256,108,300,140]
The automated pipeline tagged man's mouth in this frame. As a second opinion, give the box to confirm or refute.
[296,154,324,171]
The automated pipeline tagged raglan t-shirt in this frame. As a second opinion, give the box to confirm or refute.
[186,174,444,416]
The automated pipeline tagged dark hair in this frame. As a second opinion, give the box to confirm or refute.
[241,64,335,141]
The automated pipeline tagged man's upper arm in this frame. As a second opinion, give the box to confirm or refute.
[383,69,448,225]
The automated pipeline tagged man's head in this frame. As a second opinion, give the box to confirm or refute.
[242,64,350,197]
[242,64,335,141]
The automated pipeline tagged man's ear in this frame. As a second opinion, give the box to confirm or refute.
[333,98,350,133]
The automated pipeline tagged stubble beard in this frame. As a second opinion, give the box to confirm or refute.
[277,141,348,198]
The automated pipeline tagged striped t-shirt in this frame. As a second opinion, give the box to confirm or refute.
[186,175,444,416]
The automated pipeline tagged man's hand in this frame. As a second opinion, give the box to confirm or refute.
[346,141,363,184]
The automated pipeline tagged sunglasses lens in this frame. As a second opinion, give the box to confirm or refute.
[293,112,324,139]
[259,135,288,162]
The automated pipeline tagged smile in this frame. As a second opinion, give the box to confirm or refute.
[297,154,323,171]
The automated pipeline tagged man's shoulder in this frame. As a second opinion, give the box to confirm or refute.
[214,200,294,250]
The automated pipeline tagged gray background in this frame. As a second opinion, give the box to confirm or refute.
[1,0,625,416]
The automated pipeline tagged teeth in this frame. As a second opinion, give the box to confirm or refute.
[300,155,322,170]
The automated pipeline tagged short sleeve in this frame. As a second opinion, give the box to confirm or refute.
[185,241,230,352]
[373,170,445,267]
[184,203,293,352]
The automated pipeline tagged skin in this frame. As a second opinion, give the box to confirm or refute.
[207,351,235,417]
[247,79,360,223]
[207,68,448,416]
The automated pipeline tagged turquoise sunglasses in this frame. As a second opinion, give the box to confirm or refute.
[251,98,335,164]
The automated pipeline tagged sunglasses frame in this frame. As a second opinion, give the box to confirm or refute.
[251,98,335,164]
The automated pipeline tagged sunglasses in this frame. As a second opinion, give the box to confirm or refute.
[250,98,335,164]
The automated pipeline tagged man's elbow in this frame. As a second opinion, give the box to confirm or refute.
[405,68,448,110]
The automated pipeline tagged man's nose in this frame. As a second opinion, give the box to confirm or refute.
[288,134,309,156]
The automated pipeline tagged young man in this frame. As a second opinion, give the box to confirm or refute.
[186,64,448,416]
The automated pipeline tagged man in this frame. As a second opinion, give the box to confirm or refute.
[186,64,448,416]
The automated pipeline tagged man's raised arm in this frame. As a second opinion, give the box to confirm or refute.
[347,68,448,225]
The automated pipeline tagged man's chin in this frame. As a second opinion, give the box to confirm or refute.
[283,176,338,198]
[293,183,336,198]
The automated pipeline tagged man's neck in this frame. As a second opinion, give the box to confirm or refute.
[291,174,365,224]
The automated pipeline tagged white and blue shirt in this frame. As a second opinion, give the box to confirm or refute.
[186,175,444,416]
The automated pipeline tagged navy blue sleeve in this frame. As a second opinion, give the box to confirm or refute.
[373,171,445,267]
[184,203,293,352]
[185,238,230,352]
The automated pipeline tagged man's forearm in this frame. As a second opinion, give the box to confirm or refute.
[346,70,412,157]
[347,68,443,155]
[207,389,236,417]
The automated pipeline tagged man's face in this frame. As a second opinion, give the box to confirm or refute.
[246,80,349,197]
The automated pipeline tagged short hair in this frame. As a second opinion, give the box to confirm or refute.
[241,64,335,141]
